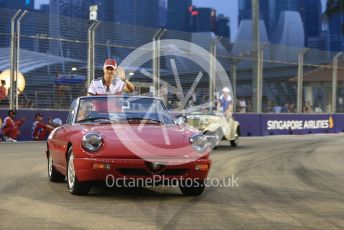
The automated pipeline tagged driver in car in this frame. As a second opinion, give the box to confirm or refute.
[77,101,94,122]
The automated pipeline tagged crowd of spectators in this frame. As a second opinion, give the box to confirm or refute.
[0,110,57,142]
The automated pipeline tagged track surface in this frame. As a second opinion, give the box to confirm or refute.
[1,134,344,229]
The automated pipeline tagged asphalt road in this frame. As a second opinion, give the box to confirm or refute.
[0,134,344,229]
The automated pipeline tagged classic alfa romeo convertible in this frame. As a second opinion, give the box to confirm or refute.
[46,96,213,196]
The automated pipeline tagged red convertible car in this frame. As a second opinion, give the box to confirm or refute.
[46,96,213,196]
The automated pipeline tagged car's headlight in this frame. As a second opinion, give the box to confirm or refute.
[189,134,211,153]
[81,133,103,152]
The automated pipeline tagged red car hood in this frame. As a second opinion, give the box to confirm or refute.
[88,124,185,142]
[78,124,203,160]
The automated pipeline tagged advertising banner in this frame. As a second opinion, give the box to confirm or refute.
[1,110,344,140]
[260,114,336,136]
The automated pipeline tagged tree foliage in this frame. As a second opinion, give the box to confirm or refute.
[324,0,344,18]
[324,0,344,33]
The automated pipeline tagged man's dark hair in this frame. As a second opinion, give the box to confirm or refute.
[8,110,16,116]
[1,80,5,85]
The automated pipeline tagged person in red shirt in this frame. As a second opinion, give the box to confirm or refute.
[1,110,25,142]
[0,80,8,105]
[32,113,55,141]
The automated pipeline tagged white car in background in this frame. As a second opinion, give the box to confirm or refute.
[181,111,240,147]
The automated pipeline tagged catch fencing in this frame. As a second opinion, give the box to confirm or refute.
[0,8,343,114]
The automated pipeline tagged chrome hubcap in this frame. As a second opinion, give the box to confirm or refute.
[235,133,239,144]
[215,131,222,144]
[68,154,75,189]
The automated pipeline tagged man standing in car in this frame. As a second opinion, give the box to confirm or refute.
[87,58,134,96]
[218,87,233,118]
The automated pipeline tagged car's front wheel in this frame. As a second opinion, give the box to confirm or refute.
[67,148,91,195]
[179,179,205,196]
[48,152,65,182]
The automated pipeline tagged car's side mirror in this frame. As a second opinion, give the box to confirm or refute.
[52,118,63,126]
[175,117,185,126]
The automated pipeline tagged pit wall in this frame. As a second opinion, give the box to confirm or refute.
[0,110,343,141]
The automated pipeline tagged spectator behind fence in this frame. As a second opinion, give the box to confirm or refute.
[0,80,8,106]
[1,110,25,142]
[266,100,273,113]
[304,101,313,113]
[32,113,55,141]
[338,97,344,113]
[281,102,289,113]
[288,102,296,113]
[314,103,323,113]
[238,97,247,113]
[273,105,282,113]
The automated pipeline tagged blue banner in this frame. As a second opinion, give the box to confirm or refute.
[1,110,344,141]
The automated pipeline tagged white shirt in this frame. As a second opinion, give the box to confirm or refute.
[239,99,246,108]
[219,94,232,113]
[88,78,125,95]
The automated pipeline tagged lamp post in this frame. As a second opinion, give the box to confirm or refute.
[87,5,100,88]
[209,36,222,110]
[252,0,260,113]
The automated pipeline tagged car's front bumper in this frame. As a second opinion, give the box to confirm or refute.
[73,158,211,182]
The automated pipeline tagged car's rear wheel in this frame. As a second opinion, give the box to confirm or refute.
[67,148,91,195]
[230,127,240,147]
[179,179,205,196]
[48,152,65,182]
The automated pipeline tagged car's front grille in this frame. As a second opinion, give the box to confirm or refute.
[162,169,188,176]
[117,168,188,176]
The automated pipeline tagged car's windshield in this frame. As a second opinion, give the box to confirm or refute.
[75,96,174,125]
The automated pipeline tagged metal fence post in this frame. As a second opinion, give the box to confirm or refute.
[209,36,221,110]
[332,52,343,113]
[87,20,100,89]
[297,48,310,114]
[230,52,249,113]
[15,10,27,109]
[152,29,166,97]
[252,0,260,113]
[152,29,161,97]
[9,9,21,110]
[157,29,166,97]
[231,65,237,112]
[256,48,263,114]
[257,43,268,114]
